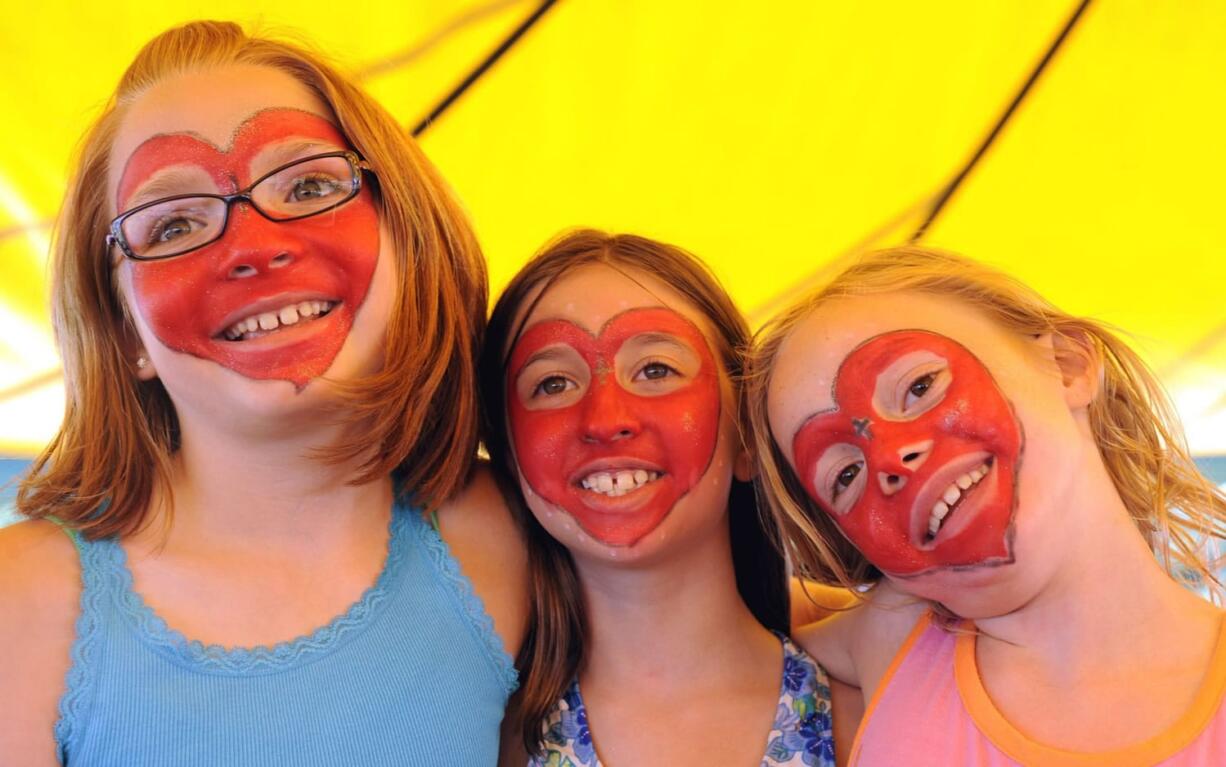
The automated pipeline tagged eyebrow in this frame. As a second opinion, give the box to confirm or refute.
[255,140,345,175]
[124,168,218,210]
[623,332,694,353]
[516,346,582,375]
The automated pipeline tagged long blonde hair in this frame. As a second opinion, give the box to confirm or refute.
[18,21,488,537]
[747,246,1226,600]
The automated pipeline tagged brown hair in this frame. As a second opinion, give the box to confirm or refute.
[479,229,789,755]
[18,20,487,537]
[747,245,1226,600]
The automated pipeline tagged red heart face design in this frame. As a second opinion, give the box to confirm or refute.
[791,330,1023,576]
[118,109,380,387]
[507,307,721,547]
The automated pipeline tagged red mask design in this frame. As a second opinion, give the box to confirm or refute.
[791,330,1023,576]
[508,308,721,547]
[117,109,380,387]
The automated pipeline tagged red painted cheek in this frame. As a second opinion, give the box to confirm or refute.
[792,331,1023,576]
[507,309,721,547]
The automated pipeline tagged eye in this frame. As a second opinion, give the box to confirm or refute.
[147,215,206,244]
[634,360,678,382]
[832,462,862,499]
[532,375,576,398]
[810,442,867,514]
[904,373,935,409]
[288,173,344,202]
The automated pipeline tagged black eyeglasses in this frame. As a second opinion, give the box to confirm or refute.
[106,151,374,261]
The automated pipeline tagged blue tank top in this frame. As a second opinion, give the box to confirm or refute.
[55,499,518,766]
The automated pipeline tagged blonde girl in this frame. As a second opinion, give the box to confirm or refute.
[749,246,1226,766]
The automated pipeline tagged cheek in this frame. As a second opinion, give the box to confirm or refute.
[508,405,580,488]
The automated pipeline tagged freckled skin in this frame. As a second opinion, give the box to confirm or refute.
[508,308,721,547]
[118,109,379,387]
[792,330,1023,576]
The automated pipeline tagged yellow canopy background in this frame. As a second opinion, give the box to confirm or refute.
[1,0,1222,457]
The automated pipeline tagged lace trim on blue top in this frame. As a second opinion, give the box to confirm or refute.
[413,514,519,695]
[55,529,98,759]
[92,505,409,678]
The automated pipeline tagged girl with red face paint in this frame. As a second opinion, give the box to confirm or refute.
[748,246,1226,766]
[481,230,853,767]
[0,22,527,767]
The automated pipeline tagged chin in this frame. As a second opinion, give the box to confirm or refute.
[889,559,1035,621]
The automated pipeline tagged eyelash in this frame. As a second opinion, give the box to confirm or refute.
[830,462,863,500]
[633,358,680,382]
[530,374,576,398]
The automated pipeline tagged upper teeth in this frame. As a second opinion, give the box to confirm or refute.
[223,300,334,340]
[926,461,992,540]
[580,469,660,497]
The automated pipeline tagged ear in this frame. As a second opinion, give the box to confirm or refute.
[1046,329,1101,410]
[733,446,757,482]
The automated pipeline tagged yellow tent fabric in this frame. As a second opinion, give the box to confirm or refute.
[1,0,1222,456]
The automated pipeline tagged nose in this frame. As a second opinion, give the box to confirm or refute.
[876,439,934,496]
[581,376,641,444]
[216,204,300,280]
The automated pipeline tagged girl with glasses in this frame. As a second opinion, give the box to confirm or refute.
[0,20,526,765]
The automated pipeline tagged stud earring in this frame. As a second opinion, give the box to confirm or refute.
[136,356,149,370]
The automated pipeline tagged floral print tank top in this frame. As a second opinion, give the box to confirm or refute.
[529,634,835,766]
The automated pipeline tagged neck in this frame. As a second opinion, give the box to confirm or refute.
[575,520,776,690]
[972,456,1219,675]
[138,405,392,550]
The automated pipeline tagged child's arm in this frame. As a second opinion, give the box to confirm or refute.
[0,520,80,767]
[794,580,927,700]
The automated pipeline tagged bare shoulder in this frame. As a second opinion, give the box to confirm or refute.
[793,580,927,691]
[0,520,82,766]
[434,463,529,658]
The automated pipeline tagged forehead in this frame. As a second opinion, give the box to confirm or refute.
[108,64,334,204]
[766,291,1017,455]
[513,263,713,344]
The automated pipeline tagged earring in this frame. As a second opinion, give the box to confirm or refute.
[136,356,149,370]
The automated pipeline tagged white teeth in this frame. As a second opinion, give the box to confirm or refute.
[222,300,334,340]
[580,469,661,497]
[925,460,992,542]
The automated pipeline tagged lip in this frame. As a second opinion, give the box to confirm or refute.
[211,291,342,338]
[907,450,993,548]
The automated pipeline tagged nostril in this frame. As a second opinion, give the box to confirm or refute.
[903,452,921,463]
[269,252,292,269]
[229,264,258,279]
[887,475,901,485]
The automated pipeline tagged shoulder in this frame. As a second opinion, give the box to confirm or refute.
[0,520,82,765]
[793,580,927,692]
[434,463,529,658]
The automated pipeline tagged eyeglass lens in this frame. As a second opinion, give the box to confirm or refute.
[120,154,359,260]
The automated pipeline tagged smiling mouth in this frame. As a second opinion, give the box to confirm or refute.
[923,456,994,543]
[220,300,337,341]
[577,469,663,498]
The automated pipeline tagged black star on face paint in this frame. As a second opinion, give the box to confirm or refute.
[852,417,873,440]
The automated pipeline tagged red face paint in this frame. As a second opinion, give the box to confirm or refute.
[508,308,721,547]
[791,330,1023,576]
[117,109,380,387]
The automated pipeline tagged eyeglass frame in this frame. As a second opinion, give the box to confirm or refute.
[105,150,375,262]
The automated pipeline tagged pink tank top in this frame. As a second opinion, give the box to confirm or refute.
[851,613,1226,766]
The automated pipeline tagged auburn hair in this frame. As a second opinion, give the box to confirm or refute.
[747,245,1226,601]
[479,229,789,755]
[18,20,487,537]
